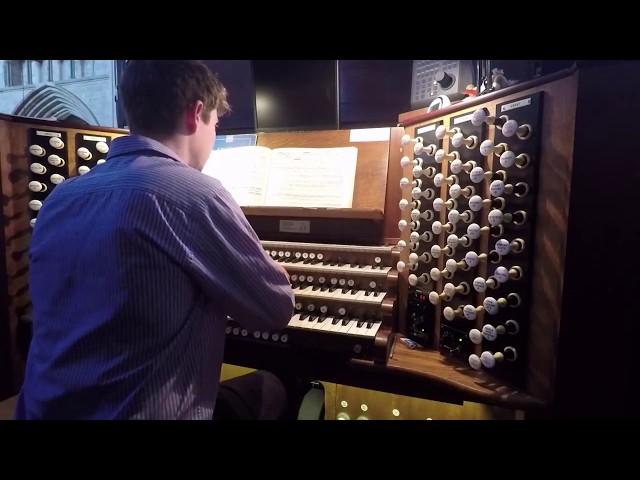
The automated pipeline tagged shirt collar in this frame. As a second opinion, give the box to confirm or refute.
[107,134,185,164]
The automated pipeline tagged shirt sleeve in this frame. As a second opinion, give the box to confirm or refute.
[185,185,294,331]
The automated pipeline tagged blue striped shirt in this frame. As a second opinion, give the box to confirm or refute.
[15,135,294,420]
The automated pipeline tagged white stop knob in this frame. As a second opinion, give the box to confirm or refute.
[449,183,462,199]
[463,304,477,320]
[450,159,463,174]
[445,258,458,273]
[468,195,482,212]
[29,144,45,157]
[451,132,465,148]
[490,180,505,197]
[50,174,65,184]
[443,282,456,297]
[464,250,479,267]
[482,324,498,341]
[495,238,511,255]
[469,354,482,370]
[494,266,509,283]
[471,109,488,126]
[483,296,499,315]
[500,150,516,168]
[467,223,481,239]
[443,306,455,321]
[473,277,487,293]
[501,119,518,137]
[470,166,486,183]
[49,137,64,149]
[488,209,503,227]
[96,141,109,154]
[48,155,64,167]
[77,147,92,161]
[469,329,483,345]
[430,267,441,281]
[480,139,495,156]
[480,351,496,368]
[447,234,459,248]
[428,291,440,305]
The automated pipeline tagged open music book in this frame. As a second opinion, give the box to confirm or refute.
[202,146,358,208]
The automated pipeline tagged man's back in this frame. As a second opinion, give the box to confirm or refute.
[16,136,293,419]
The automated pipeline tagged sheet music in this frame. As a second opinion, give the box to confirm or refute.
[201,146,271,206]
[265,147,358,208]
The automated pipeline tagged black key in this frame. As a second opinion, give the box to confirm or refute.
[300,314,309,321]
[341,318,350,326]
[317,316,326,323]
[309,315,318,322]
[364,290,372,297]
[332,317,341,325]
[350,289,358,295]
[356,320,364,328]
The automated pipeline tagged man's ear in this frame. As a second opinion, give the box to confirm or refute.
[184,101,205,134]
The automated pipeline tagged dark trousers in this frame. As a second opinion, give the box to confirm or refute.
[213,370,289,420]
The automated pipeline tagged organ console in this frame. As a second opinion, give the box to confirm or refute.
[2,64,633,418]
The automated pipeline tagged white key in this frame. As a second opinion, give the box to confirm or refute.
[309,316,331,330]
[353,321,382,338]
[300,315,320,330]
[316,316,336,332]
[325,317,346,333]
[336,319,358,334]
[347,319,377,338]
[287,313,305,329]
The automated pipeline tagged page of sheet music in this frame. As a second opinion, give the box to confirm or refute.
[201,146,272,206]
[265,147,358,208]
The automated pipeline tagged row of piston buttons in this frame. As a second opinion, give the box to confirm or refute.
[268,250,324,262]
[291,275,379,291]
[225,325,288,343]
